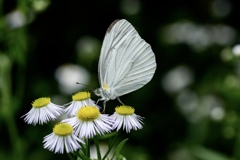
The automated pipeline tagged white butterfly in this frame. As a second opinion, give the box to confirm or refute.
[94,19,156,109]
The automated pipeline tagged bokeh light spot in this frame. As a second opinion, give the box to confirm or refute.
[55,64,90,95]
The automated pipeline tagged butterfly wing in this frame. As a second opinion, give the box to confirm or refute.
[98,19,156,98]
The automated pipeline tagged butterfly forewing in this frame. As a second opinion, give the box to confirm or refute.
[98,19,156,99]
[98,20,139,86]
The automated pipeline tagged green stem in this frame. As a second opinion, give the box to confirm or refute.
[233,127,240,159]
[7,114,22,160]
[86,138,90,157]
[0,54,23,160]
[93,136,101,159]
[102,132,119,160]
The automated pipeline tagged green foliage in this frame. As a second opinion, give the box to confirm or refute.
[112,138,128,160]
[1,0,240,160]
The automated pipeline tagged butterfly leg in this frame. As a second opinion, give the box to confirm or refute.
[96,98,100,104]
[117,97,125,105]
[102,100,107,113]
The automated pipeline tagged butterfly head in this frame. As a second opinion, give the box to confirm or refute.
[94,82,117,101]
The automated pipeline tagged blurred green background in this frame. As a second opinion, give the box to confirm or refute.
[1,0,240,159]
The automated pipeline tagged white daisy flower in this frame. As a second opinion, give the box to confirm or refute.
[62,105,113,139]
[22,97,64,125]
[65,91,97,116]
[110,105,144,133]
[43,122,84,154]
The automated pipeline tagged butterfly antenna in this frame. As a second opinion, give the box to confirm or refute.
[76,82,95,91]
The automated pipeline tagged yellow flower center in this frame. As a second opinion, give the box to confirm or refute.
[115,105,135,115]
[53,123,73,136]
[32,97,50,108]
[72,91,91,101]
[77,106,100,121]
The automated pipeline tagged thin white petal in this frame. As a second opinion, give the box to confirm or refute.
[62,114,113,139]
[43,132,83,154]
[111,112,144,133]
[22,103,64,125]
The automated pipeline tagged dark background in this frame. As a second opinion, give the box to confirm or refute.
[1,0,240,159]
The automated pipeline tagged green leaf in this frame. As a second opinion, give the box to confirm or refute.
[112,138,128,159]
[102,132,119,160]
[77,150,92,160]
